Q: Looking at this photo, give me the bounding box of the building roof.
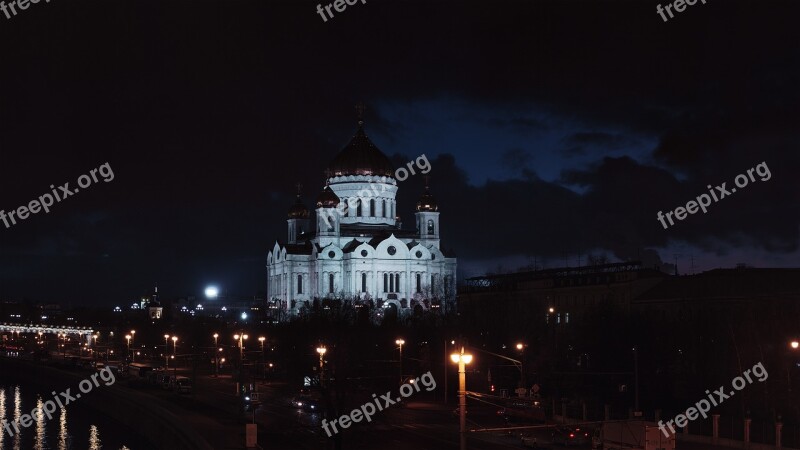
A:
[326,123,394,178]
[635,268,800,303]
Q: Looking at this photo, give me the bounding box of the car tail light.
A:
[570,433,575,438]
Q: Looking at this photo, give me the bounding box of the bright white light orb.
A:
[205,286,219,299]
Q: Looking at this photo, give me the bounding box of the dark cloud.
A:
[0,0,798,304]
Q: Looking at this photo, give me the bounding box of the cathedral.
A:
[266,115,457,320]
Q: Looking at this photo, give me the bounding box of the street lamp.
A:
[789,341,799,391]
[396,339,405,384]
[164,335,170,368]
[125,334,131,361]
[130,330,136,362]
[172,336,178,368]
[234,334,248,360]
[213,333,220,377]
[515,342,525,388]
[316,346,327,387]
[450,348,473,450]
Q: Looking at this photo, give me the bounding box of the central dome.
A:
[327,124,394,177]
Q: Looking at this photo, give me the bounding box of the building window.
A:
[382,199,387,218]
[395,274,400,292]
[370,199,375,217]
[384,273,388,292]
[356,199,362,217]
[431,275,435,293]
[427,219,434,235]
[389,273,394,292]
[329,273,334,294]
[565,312,570,323]
[297,275,303,294]
[362,273,367,293]
[416,273,421,293]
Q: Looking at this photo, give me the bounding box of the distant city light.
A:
[241,312,248,320]
[205,286,219,299]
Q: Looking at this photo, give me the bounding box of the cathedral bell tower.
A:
[415,179,440,248]
[287,184,310,245]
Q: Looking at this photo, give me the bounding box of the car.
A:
[552,426,590,446]
[292,395,311,409]
[302,398,320,413]
[520,434,540,448]
[172,376,192,394]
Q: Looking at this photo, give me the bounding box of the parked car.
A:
[552,426,590,446]
[171,376,192,394]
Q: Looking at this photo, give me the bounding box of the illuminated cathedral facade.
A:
[266,116,457,321]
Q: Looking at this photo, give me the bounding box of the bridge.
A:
[0,323,96,342]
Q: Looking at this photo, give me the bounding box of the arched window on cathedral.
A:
[356,199,362,217]
[416,273,421,293]
[427,219,435,235]
[297,274,303,295]
[395,274,400,293]
[370,199,375,217]
[384,273,388,293]
[361,273,367,293]
[329,273,334,294]
[382,199,387,218]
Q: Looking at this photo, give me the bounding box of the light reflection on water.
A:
[0,385,143,450]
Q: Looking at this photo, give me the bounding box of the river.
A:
[0,383,154,450]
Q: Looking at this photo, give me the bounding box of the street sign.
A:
[532,384,540,393]
[515,387,527,397]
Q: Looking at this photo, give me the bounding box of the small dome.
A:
[416,186,438,212]
[288,195,309,219]
[326,124,394,178]
[316,185,340,208]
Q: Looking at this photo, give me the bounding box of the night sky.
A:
[0,0,798,306]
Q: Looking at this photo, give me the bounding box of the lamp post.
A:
[789,341,799,391]
[516,342,525,388]
[316,346,327,387]
[213,333,219,377]
[130,330,136,362]
[396,339,405,384]
[172,336,178,373]
[234,333,248,361]
[125,334,131,361]
[164,335,170,368]
[450,347,473,450]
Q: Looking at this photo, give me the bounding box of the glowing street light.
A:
[317,346,327,387]
[125,334,131,360]
[396,339,405,384]
[791,341,799,350]
[234,333,248,359]
[130,330,136,362]
[450,348,473,450]
[213,333,220,377]
[205,286,219,299]
[164,335,170,368]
